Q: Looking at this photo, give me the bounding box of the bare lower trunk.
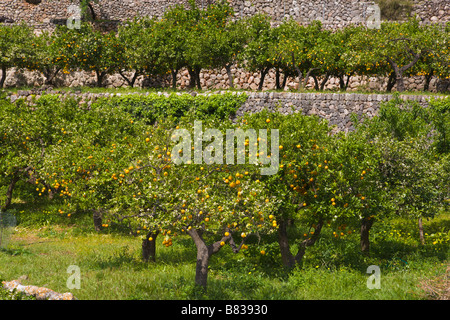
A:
[303,68,320,90]
[258,67,270,91]
[195,67,201,90]
[339,72,353,91]
[187,68,197,89]
[275,68,281,90]
[225,64,234,89]
[423,72,433,92]
[1,172,20,212]
[386,73,396,92]
[187,228,231,290]
[387,52,421,93]
[142,231,159,262]
[93,209,103,232]
[320,74,330,91]
[171,69,178,89]
[282,71,288,89]
[418,217,425,245]
[294,219,324,263]
[277,218,324,268]
[360,217,374,255]
[0,66,6,88]
[195,245,210,289]
[95,70,107,87]
[277,219,295,268]
[119,70,140,88]
[396,75,405,93]
[43,67,61,86]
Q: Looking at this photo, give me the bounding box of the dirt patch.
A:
[419,264,450,300]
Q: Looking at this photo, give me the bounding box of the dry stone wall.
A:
[1,0,449,30]
[1,65,440,92]
[4,89,446,132]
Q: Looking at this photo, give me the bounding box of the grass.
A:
[1,204,448,300]
[2,85,449,97]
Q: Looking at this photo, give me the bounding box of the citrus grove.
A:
[0,0,448,91]
[1,90,449,290]
[0,0,449,295]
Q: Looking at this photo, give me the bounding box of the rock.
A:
[9,94,18,103]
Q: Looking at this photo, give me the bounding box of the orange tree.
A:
[275,20,328,91]
[355,95,450,245]
[0,23,34,88]
[372,18,427,92]
[56,23,118,87]
[200,1,247,89]
[239,14,278,91]
[115,17,160,87]
[39,94,274,289]
[0,94,82,211]
[27,27,74,86]
[418,23,450,90]
[333,120,390,255]
[154,6,189,89]
[240,109,350,267]
[98,115,275,289]
[346,26,392,91]
[35,95,148,228]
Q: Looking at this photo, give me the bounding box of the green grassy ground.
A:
[2,85,449,97]
[1,203,448,300]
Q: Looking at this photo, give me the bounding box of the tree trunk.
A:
[93,209,103,232]
[187,228,211,289]
[281,71,288,89]
[43,67,61,86]
[119,70,139,88]
[187,67,196,89]
[395,73,405,92]
[225,64,234,89]
[418,217,425,245]
[312,75,319,91]
[387,52,421,93]
[423,72,433,92]
[386,73,396,92]
[339,72,353,91]
[291,52,303,91]
[0,66,7,88]
[187,228,231,290]
[1,171,20,212]
[195,67,201,90]
[320,73,330,91]
[142,231,159,262]
[277,219,295,268]
[294,219,324,264]
[275,68,281,90]
[303,68,320,90]
[171,69,178,89]
[258,67,270,91]
[195,244,210,289]
[360,217,374,255]
[95,70,107,87]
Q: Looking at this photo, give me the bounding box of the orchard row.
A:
[0,0,449,91]
[0,92,449,288]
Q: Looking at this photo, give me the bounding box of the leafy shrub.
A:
[376,0,414,21]
[95,92,247,123]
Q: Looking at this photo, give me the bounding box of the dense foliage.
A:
[0,0,448,91]
[1,91,448,289]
